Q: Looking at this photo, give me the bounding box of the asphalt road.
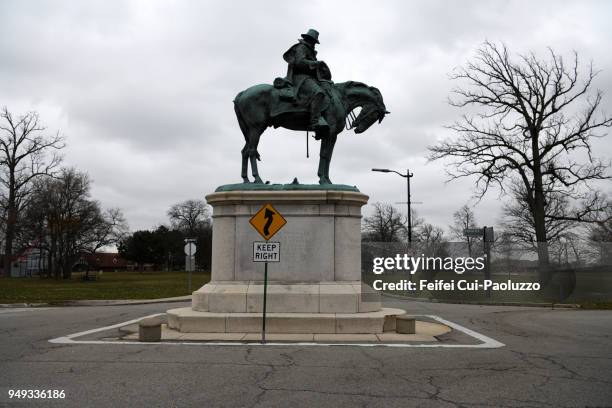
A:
[1,299,611,407]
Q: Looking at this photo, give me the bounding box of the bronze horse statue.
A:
[233,81,388,184]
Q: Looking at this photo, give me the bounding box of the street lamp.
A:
[372,168,414,243]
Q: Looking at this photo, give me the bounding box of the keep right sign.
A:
[253,241,280,263]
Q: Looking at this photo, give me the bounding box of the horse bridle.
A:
[345,109,359,130]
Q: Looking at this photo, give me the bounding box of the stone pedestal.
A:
[208,189,366,283]
[168,188,402,334]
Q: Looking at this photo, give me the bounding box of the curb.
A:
[0,295,192,308]
[0,302,49,309]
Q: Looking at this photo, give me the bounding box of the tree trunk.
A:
[3,220,14,276]
[3,176,16,277]
[532,145,551,283]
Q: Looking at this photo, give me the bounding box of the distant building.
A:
[2,249,131,277]
[74,253,131,272]
[5,246,48,277]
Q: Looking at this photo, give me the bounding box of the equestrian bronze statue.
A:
[234,29,389,184]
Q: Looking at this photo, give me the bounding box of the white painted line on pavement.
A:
[0,307,53,315]
[49,313,505,348]
[426,315,505,348]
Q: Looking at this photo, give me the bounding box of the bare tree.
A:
[500,179,576,248]
[0,107,64,275]
[450,204,479,256]
[415,222,448,258]
[82,208,129,254]
[167,199,211,236]
[586,201,612,264]
[428,42,611,281]
[23,168,119,279]
[362,202,406,242]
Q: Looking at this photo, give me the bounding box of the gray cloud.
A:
[1,0,610,232]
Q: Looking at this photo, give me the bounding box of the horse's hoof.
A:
[242,178,251,184]
[254,177,264,184]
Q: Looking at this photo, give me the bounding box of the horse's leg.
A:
[235,101,251,183]
[248,128,264,184]
[323,133,337,184]
[317,137,329,185]
[241,143,250,183]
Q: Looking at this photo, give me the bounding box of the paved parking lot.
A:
[1,299,611,407]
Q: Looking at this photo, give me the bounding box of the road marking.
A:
[0,307,53,315]
[49,314,505,348]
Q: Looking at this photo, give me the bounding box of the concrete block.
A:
[396,316,416,334]
[383,314,397,332]
[139,317,162,342]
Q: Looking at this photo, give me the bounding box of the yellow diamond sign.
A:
[249,203,287,240]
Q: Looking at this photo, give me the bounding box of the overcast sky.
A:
[1,0,611,234]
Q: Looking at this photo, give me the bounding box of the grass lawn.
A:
[0,271,210,304]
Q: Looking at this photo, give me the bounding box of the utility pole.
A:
[372,168,414,242]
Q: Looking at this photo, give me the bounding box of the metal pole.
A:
[407,168,412,243]
[188,248,192,294]
[483,226,491,299]
[262,262,268,343]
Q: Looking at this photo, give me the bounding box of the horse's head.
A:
[347,84,390,133]
[353,104,390,133]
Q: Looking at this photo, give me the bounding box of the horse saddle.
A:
[269,84,332,123]
[273,77,296,101]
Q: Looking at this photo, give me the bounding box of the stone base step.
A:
[167,307,406,334]
[192,281,381,314]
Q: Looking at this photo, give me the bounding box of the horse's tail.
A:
[233,91,249,142]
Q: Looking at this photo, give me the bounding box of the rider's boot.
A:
[310,93,329,138]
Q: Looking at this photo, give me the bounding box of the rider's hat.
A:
[301,29,320,44]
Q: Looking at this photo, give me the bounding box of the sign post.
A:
[184,239,197,293]
[249,203,286,343]
[483,227,494,299]
[464,227,495,299]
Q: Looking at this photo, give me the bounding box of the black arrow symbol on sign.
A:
[263,208,275,236]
